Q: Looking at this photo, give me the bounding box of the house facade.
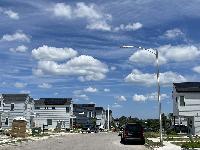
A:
[73,104,95,127]
[95,107,106,129]
[0,94,34,129]
[34,98,73,130]
[173,82,200,135]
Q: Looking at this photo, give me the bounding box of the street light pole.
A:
[121,45,163,145]
[108,105,110,131]
[156,50,163,144]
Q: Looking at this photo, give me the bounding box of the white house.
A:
[34,98,73,130]
[173,82,200,135]
[95,107,106,129]
[0,94,34,129]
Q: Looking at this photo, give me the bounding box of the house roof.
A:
[35,98,72,105]
[174,82,200,92]
[95,107,104,111]
[73,104,95,111]
[2,94,29,102]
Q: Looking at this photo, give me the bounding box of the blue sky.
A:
[1,0,200,119]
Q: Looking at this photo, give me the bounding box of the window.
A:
[66,107,69,113]
[52,107,55,110]
[11,103,14,111]
[180,96,185,106]
[35,107,40,110]
[0,101,1,107]
[5,118,8,125]
[47,119,52,125]
[176,97,178,103]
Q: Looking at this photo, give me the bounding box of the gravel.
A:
[0,132,148,150]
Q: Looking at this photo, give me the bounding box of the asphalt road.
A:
[0,132,148,150]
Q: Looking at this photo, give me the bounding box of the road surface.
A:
[0,132,148,150]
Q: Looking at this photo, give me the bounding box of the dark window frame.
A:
[11,103,14,111]
[180,96,185,106]
[47,119,52,125]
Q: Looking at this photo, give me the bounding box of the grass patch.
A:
[144,132,160,138]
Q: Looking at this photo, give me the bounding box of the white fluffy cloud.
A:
[4,10,19,20]
[193,66,200,74]
[112,102,122,108]
[53,3,72,19]
[116,95,127,102]
[38,83,52,89]
[1,31,30,42]
[84,86,98,93]
[133,92,168,102]
[14,82,27,88]
[129,49,167,65]
[20,90,30,94]
[114,22,143,31]
[33,55,108,81]
[163,28,184,39]
[75,94,89,100]
[129,44,200,65]
[32,45,78,61]
[104,88,110,92]
[50,2,111,31]
[125,69,187,86]
[10,45,28,52]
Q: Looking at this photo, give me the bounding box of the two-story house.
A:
[73,104,95,127]
[0,94,34,129]
[34,98,73,130]
[173,82,200,135]
[95,107,106,129]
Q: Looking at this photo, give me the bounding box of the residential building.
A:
[73,104,95,127]
[105,110,113,129]
[0,94,34,129]
[173,82,200,135]
[34,98,73,130]
[95,107,106,129]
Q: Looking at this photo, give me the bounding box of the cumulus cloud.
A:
[33,54,108,81]
[115,95,127,102]
[32,45,78,61]
[14,82,27,88]
[114,22,143,31]
[10,45,28,52]
[38,83,52,89]
[193,66,200,74]
[125,69,187,86]
[1,31,30,42]
[129,49,167,65]
[84,86,98,93]
[4,10,19,20]
[129,44,200,65]
[20,90,30,94]
[133,92,168,102]
[53,3,72,19]
[112,102,122,108]
[110,66,116,71]
[74,94,89,100]
[104,88,110,92]
[163,28,184,39]
[50,2,112,31]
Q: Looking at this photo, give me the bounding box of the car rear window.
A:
[126,124,142,131]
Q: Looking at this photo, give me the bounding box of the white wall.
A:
[34,105,71,129]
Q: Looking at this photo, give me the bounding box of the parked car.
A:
[81,125,92,133]
[121,123,145,144]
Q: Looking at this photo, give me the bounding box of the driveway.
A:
[0,132,148,150]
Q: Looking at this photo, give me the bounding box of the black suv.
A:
[121,123,145,144]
